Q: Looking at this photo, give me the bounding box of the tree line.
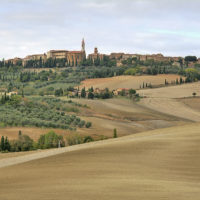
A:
[0,130,95,153]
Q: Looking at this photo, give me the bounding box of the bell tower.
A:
[81,38,85,52]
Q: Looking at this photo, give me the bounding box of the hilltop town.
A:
[3,39,200,68]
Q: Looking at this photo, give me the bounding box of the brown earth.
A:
[0,94,190,142]
[80,74,183,90]
[0,123,200,200]
[179,97,200,112]
[62,97,186,138]
[0,127,72,141]
[138,82,200,122]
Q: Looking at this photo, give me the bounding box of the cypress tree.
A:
[0,136,5,151]
[19,130,22,136]
[4,137,10,151]
[81,87,86,98]
[113,128,117,138]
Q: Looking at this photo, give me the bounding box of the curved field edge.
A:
[0,122,198,169]
[0,122,200,200]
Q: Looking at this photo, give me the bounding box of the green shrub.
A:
[113,128,117,138]
[85,122,92,128]
[66,134,83,146]
[37,131,65,149]
[83,136,94,143]
[10,134,33,152]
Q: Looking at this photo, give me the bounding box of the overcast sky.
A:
[1,0,200,59]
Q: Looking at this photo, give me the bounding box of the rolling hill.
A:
[0,123,200,200]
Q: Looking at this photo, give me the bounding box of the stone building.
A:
[5,57,22,65]
[23,54,47,66]
[46,39,86,66]
[122,54,139,60]
[109,53,124,60]
[22,39,86,66]
[88,47,105,62]
[47,50,67,59]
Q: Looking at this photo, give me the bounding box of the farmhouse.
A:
[113,88,130,96]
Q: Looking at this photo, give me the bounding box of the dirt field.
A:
[179,97,200,112]
[139,81,200,98]
[80,74,183,90]
[0,127,73,141]
[0,123,200,200]
[0,96,189,141]
[138,82,200,122]
[1,82,200,141]
[63,97,186,138]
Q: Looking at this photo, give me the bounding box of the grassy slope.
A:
[0,123,200,200]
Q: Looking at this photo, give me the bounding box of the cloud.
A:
[0,0,200,59]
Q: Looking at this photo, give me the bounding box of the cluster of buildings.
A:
[68,87,131,98]
[5,39,86,67]
[110,52,200,67]
[4,39,200,67]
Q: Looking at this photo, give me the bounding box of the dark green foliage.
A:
[1,131,65,152]
[95,88,113,99]
[19,130,22,136]
[10,134,33,152]
[83,136,94,143]
[185,56,197,62]
[0,94,22,105]
[129,89,136,97]
[0,136,5,151]
[88,91,94,99]
[81,87,86,98]
[4,137,11,151]
[0,136,11,151]
[0,97,91,130]
[85,122,92,128]
[193,92,197,97]
[113,128,117,138]
[78,120,86,128]
[66,134,94,146]
[55,88,63,96]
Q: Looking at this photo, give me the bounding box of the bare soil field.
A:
[0,149,48,160]
[0,127,72,141]
[138,82,200,122]
[0,123,200,200]
[0,96,188,142]
[2,82,199,142]
[63,97,186,137]
[179,97,200,112]
[139,81,200,98]
[80,74,183,90]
